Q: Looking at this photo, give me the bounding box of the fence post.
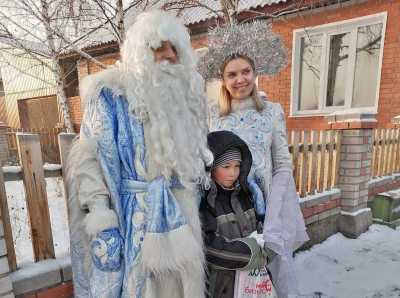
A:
[58,133,77,198]
[0,167,17,273]
[0,168,16,298]
[16,133,55,261]
[327,113,376,238]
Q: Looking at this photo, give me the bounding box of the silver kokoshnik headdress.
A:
[199,20,288,80]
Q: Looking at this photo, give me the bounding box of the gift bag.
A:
[234,266,278,298]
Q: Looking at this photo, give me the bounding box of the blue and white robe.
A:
[67,81,205,298]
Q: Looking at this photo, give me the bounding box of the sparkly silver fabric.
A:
[198,21,288,79]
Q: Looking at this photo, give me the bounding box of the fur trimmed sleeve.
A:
[271,102,293,174]
[74,138,119,236]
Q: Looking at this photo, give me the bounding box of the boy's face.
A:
[212,160,241,189]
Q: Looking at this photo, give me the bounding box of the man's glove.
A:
[91,228,124,272]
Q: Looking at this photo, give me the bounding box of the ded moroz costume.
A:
[66,10,213,298]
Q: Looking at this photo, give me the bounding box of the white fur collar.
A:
[79,67,128,108]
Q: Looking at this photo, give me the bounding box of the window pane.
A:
[298,34,322,111]
[352,23,383,108]
[326,32,350,107]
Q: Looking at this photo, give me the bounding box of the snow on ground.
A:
[4,173,400,297]
[43,163,62,171]
[5,177,70,266]
[3,166,22,173]
[295,224,400,298]
[11,256,71,281]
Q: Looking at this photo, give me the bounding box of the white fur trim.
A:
[84,208,119,236]
[121,10,197,74]
[142,225,203,273]
[180,263,205,298]
[142,225,205,298]
[75,137,97,155]
[80,67,125,108]
[65,136,81,201]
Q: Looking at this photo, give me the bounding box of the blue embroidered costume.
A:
[66,10,209,298]
[68,86,204,297]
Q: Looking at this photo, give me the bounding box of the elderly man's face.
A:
[153,41,178,64]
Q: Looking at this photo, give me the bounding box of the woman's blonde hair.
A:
[219,54,264,116]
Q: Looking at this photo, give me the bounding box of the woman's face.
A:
[212,160,240,189]
[222,58,256,100]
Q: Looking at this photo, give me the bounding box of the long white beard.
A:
[126,62,210,187]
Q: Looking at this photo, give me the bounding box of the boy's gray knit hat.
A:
[212,148,242,168]
[207,130,252,194]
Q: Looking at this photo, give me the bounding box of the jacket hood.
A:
[207,130,252,192]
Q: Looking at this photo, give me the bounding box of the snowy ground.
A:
[295,224,400,298]
[5,176,70,266]
[4,171,400,297]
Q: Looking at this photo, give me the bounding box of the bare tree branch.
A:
[163,0,221,19]
[92,0,122,42]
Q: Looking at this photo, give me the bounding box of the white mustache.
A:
[155,61,185,75]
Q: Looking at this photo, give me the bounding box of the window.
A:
[291,13,387,116]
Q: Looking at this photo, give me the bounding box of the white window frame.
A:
[290,12,387,117]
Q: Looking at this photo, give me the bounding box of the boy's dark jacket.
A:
[201,131,267,298]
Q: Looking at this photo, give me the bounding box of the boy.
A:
[201,130,273,298]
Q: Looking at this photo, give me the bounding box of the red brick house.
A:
[62,0,400,130]
[267,0,399,130]
[4,4,400,297]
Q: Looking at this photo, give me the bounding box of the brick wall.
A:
[71,1,399,130]
[70,52,120,127]
[67,96,82,131]
[15,282,73,298]
[190,34,208,49]
[264,0,400,129]
[300,190,341,248]
[77,52,120,83]
[368,174,400,202]
[191,0,400,130]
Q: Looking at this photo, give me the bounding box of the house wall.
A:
[68,96,82,131]
[0,96,7,125]
[0,47,56,128]
[69,52,120,129]
[192,0,400,129]
[0,75,7,124]
[18,95,59,130]
[77,52,119,82]
[70,1,399,130]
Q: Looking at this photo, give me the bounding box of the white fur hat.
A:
[120,10,197,73]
